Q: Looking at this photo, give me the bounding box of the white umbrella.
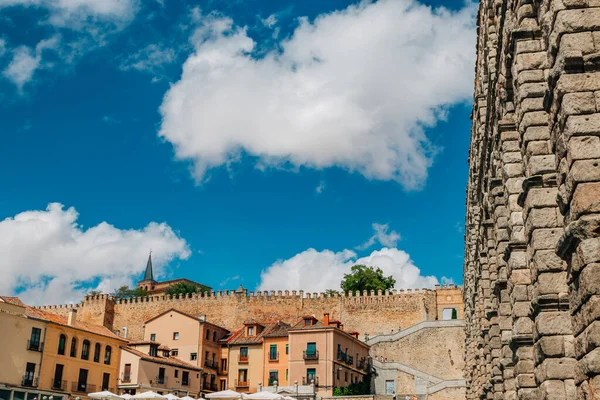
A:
[243,393,283,400]
[282,397,295,400]
[163,395,179,400]
[205,390,242,400]
[132,392,167,399]
[179,397,196,400]
[121,395,133,400]
[89,391,122,400]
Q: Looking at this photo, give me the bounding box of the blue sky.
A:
[0,0,475,304]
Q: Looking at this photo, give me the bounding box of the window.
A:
[174,370,179,378]
[53,364,64,390]
[173,332,179,340]
[344,371,348,382]
[23,363,35,387]
[29,328,42,351]
[150,346,158,357]
[205,350,209,362]
[102,373,110,391]
[306,342,316,356]
[240,347,248,360]
[94,343,101,362]
[58,334,67,355]
[123,364,132,383]
[77,368,88,392]
[213,331,217,341]
[269,344,278,360]
[150,334,156,341]
[221,358,227,372]
[220,380,226,391]
[157,368,165,384]
[191,353,198,361]
[238,369,248,383]
[307,368,316,384]
[205,329,210,340]
[269,370,278,386]
[172,349,179,356]
[385,380,395,394]
[104,346,112,365]
[336,368,340,380]
[247,326,254,336]
[304,318,312,326]
[70,338,78,357]
[182,371,190,386]
[286,369,288,382]
[285,344,289,355]
[81,340,90,360]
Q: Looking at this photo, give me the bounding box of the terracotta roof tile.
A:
[0,296,26,307]
[25,307,126,342]
[228,321,286,345]
[122,346,201,370]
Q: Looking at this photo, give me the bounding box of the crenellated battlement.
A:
[35,285,463,341]
[34,303,81,310]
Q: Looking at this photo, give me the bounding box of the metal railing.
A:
[346,355,354,365]
[239,354,249,363]
[72,382,96,393]
[235,379,249,388]
[268,352,279,361]
[21,376,38,387]
[303,350,319,360]
[302,376,319,386]
[204,359,219,369]
[154,376,167,385]
[182,380,190,387]
[52,379,67,390]
[121,374,131,383]
[27,340,43,352]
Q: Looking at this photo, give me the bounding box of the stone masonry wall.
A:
[36,286,463,341]
[463,0,600,397]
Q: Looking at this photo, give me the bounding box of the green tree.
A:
[86,289,103,296]
[112,286,148,299]
[340,265,396,293]
[324,289,340,296]
[165,281,209,297]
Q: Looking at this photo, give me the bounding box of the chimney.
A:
[324,313,330,326]
[68,309,77,326]
[122,327,128,339]
[340,323,344,331]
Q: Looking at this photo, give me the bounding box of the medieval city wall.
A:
[35,286,461,341]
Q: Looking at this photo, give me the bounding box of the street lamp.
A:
[294,380,298,399]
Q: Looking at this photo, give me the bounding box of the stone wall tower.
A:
[463,0,600,398]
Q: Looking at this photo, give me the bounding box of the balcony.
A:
[182,380,190,387]
[238,354,249,363]
[21,376,38,388]
[154,376,167,386]
[235,379,249,388]
[358,359,367,371]
[121,374,131,383]
[204,359,219,369]
[303,350,319,360]
[207,383,218,392]
[72,382,96,393]
[302,376,319,386]
[337,351,347,362]
[27,340,43,352]
[268,352,279,362]
[52,379,67,391]
[346,355,354,366]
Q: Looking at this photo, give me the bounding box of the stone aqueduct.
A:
[463,0,600,397]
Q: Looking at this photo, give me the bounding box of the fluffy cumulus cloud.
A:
[2,36,60,90]
[258,247,441,293]
[159,0,475,189]
[0,203,191,305]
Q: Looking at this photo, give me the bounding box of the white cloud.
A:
[120,43,177,74]
[258,247,441,292]
[261,14,277,28]
[357,223,401,250]
[159,0,475,189]
[3,35,60,90]
[0,203,191,305]
[0,39,6,57]
[315,180,326,194]
[0,0,139,29]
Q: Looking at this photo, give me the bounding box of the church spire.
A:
[143,251,154,281]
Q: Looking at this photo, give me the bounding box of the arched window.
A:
[94,343,101,362]
[205,329,210,340]
[104,345,112,365]
[70,337,77,357]
[81,340,90,360]
[58,334,67,355]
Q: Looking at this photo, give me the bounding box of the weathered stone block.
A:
[571,182,600,219]
[536,271,569,295]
